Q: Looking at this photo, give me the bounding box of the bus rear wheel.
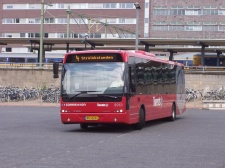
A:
[80,123,88,129]
[133,108,145,130]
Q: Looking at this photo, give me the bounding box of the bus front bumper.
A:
[61,112,133,125]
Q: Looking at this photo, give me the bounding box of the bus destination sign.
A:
[66,53,123,63]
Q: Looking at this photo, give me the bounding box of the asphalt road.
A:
[0,106,225,168]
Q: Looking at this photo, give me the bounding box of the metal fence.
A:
[184,66,225,73]
[1,63,225,72]
[0,63,62,70]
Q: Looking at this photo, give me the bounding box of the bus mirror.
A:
[53,62,59,78]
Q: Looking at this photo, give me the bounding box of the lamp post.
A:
[84,34,89,49]
[134,2,141,51]
[66,6,72,38]
[39,0,44,65]
[39,0,52,65]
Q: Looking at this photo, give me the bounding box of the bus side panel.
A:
[128,93,176,122]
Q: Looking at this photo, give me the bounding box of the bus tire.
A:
[80,123,88,129]
[133,108,145,130]
[168,104,176,121]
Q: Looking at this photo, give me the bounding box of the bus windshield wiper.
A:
[97,94,118,99]
[67,91,101,99]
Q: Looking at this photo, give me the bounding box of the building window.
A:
[74,3,87,9]
[103,3,116,8]
[29,4,40,9]
[28,19,35,23]
[187,6,201,9]
[58,18,67,23]
[185,10,201,15]
[219,25,225,31]
[153,21,168,25]
[4,18,13,23]
[202,9,218,15]
[144,18,149,24]
[119,3,133,8]
[169,25,185,31]
[35,19,40,23]
[44,33,48,38]
[88,3,103,8]
[6,48,12,52]
[57,33,67,38]
[20,33,26,37]
[170,9,185,15]
[145,3,149,8]
[106,18,116,24]
[203,26,218,31]
[90,33,101,38]
[58,4,65,9]
[152,26,169,31]
[187,22,201,25]
[5,5,13,9]
[119,18,125,23]
[153,9,169,15]
[185,26,202,31]
[44,18,55,23]
[203,22,217,25]
[204,6,217,9]
[218,10,225,15]
[6,34,12,38]
[15,18,19,23]
[35,33,40,38]
[28,33,35,38]
[171,6,183,9]
[170,21,184,25]
[154,6,168,9]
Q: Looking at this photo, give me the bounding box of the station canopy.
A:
[1,37,225,54]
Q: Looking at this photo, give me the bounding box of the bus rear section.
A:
[53,50,186,130]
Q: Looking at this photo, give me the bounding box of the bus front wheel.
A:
[133,108,145,130]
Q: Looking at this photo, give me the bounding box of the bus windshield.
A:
[61,62,125,97]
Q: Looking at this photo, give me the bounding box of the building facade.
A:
[0,0,225,54]
[150,0,225,39]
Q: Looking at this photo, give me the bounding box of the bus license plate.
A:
[85,116,99,121]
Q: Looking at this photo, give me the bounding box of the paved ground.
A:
[0,100,203,109]
[1,107,225,168]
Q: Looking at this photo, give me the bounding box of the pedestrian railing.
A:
[0,62,62,70]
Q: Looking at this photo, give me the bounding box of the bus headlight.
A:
[114,109,123,113]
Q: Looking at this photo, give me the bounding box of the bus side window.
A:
[129,66,136,92]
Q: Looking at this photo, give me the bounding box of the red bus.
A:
[53,50,186,130]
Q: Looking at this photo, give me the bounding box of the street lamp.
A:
[66,6,72,38]
[134,2,141,51]
[39,0,52,65]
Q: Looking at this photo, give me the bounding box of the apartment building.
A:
[151,0,225,39]
[0,0,225,54]
[0,0,147,53]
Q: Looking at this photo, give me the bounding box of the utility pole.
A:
[134,2,141,51]
[66,6,71,38]
[39,0,44,65]
[39,0,52,65]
